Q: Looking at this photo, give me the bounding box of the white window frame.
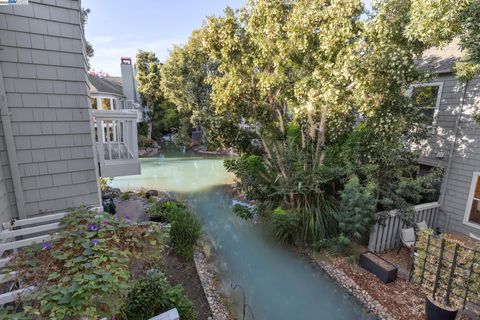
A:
[463,172,480,229]
[407,82,444,127]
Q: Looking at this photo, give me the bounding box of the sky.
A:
[83,0,372,76]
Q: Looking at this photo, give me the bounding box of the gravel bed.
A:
[305,249,396,320]
[193,241,233,320]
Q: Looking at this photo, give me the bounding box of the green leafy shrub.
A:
[120,192,130,201]
[5,209,166,319]
[160,201,186,221]
[299,200,338,244]
[232,203,256,220]
[168,205,201,258]
[147,200,187,221]
[271,208,300,244]
[99,177,113,191]
[147,202,166,220]
[146,200,201,256]
[224,155,273,202]
[336,176,376,248]
[123,270,196,320]
[313,235,351,254]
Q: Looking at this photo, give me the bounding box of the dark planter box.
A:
[359,252,398,284]
[425,297,458,320]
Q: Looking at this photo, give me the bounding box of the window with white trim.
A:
[409,82,443,125]
[465,173,480,226]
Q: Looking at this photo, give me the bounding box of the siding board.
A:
[0,0,101,217]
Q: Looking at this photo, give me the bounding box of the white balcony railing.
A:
[92,110,141,177]
[121,100,144,123]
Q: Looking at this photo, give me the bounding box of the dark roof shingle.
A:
[88,74,124,96]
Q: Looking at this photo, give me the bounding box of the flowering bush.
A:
[4,208,166,319]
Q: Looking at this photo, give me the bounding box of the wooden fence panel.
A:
[368,202,440,253]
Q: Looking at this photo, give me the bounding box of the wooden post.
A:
[445,243,459,306]
[433,238,446,300]
[463,250,478,309]
[419,233,431,285]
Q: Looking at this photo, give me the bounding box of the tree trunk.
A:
[147,122,153,140]
[317,104,327,165]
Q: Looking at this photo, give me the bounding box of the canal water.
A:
[112,149,375,320]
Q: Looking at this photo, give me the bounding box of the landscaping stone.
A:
[194,239,233,320]
[146,189,159,198]
[114,199,148,222]
[102,186,121,199]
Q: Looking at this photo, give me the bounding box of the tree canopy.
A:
[159,0,478,245]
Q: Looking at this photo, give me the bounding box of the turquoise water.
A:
[112,149,374,320]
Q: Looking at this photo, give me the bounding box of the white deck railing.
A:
[92,110,140,177]
[368,202,441,253]
[0,212,67,305]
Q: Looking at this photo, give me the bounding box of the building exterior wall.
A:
[0,0,101,219]
[417,74,461,168]
[0,121,14,223]
[438,75,480,237]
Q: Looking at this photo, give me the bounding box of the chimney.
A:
[120,57,137,103]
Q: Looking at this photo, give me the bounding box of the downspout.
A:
[0,63,27,219]
[439,80,469,231]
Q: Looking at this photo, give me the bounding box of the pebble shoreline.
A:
[193,246,232,320]
[192,240,397,320]
[305,249,396,320]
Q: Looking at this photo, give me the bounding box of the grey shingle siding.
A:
[0,0,101,218]
[417,75,461,168]
[423,73,480,237]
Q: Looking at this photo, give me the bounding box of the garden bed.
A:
[162,251,212,320]
[306,248,471,320]
[108,188,220,319]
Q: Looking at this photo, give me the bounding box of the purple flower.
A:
[88,224,100,231]
[91,239,99,246]
[102,220,110,225]
[125,215,130,220]
[42,242,52,250]
[114,215,119,221]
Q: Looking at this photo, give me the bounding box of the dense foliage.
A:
[406,0,480,81]
[158,0,478,248]
[161,30,255,151]
[122,270,196,320]
[3,209,166,319]
[136,51,183,142]
[271,208,300,244]
[337,176,376,246]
